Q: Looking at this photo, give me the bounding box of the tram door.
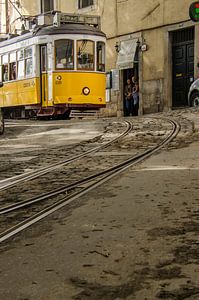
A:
[40,45,48,107]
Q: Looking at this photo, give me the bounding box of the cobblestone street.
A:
[1,1,199,298]
[0,109,198,299]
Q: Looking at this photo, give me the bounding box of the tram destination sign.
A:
[53,12,100,28]
[189,1,199,22]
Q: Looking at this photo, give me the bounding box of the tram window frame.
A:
[25,47,33,77]
[55,39,74,70]
[2,55,9,82]
[97,41,105,72]
[2,54,8,64]
[17,50,24,60]
[41,46,47,72]
[17,49,25,79]
[9,52,17,81]
[25,58,33,77]
[77,40,94,71]
[2,64,9,82]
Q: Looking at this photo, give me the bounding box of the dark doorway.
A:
[172,27,194,107]
[123,64,138,116]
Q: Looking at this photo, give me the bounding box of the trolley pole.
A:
[6,0,9,33]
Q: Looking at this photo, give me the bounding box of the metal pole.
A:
[5,0,9,33]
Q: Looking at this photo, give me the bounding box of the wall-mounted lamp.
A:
[141,43,147,51]
[115,42,120,53]
[136,39,148,52]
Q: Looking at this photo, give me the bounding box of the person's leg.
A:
[133,94,138,116]
[131,100,135,116]
[125,99,130,116]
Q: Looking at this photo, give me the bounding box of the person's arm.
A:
[124,85,128,96]
[133,82,139,93]
[135,82,139,92]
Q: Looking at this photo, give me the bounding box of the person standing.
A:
[132,76,139,116]
[124,78,133,116]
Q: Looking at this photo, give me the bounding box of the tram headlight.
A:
[82,87,90,95]
[56,75,62,81]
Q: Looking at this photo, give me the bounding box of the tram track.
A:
[0,117,180,243]
[0,120,132,192]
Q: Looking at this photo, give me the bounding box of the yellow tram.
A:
[0,13,106,121]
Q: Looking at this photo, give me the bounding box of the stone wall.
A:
[142,79,164,114]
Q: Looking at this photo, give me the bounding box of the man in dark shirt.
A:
[124,78,133,116]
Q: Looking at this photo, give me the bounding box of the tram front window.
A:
[77,40,94,70]
[55,40,74,70]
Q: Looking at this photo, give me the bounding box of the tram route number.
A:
[23,81,35,88]
[55,81,62,85]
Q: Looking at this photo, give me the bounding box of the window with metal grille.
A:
[172,27,194,45]
[78,0,94,9]
[41,0,54,13]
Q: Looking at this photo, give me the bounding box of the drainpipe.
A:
[115,0,118,36]
[115,0,122,117]
[138,32,144,116]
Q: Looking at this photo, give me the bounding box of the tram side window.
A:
[25,59,33,76]
[9,52,17,81]
[9,62,17,80]
[2,64,8,82]
[77,40,94,70]
[2,55,9,82]
[97,42,105,72]
[25,48,33,77]
[17,50,25,79]
[55,40,74,70]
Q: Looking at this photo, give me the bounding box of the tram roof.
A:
[36,23,106,37]
[0,23,106,48]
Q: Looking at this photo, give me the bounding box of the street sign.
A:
[189,1,199,22]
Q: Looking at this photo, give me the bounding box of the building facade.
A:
[0,0,198,117]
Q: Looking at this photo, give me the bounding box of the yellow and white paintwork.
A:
[53,72,106,105]
[0,78,40,107]
[0,72,106,108]
[0,32,106,111]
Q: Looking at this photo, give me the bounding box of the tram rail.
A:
[0,117,180,243]
[0,121,132,192]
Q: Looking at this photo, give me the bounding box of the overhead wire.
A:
[7,0,25,20]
